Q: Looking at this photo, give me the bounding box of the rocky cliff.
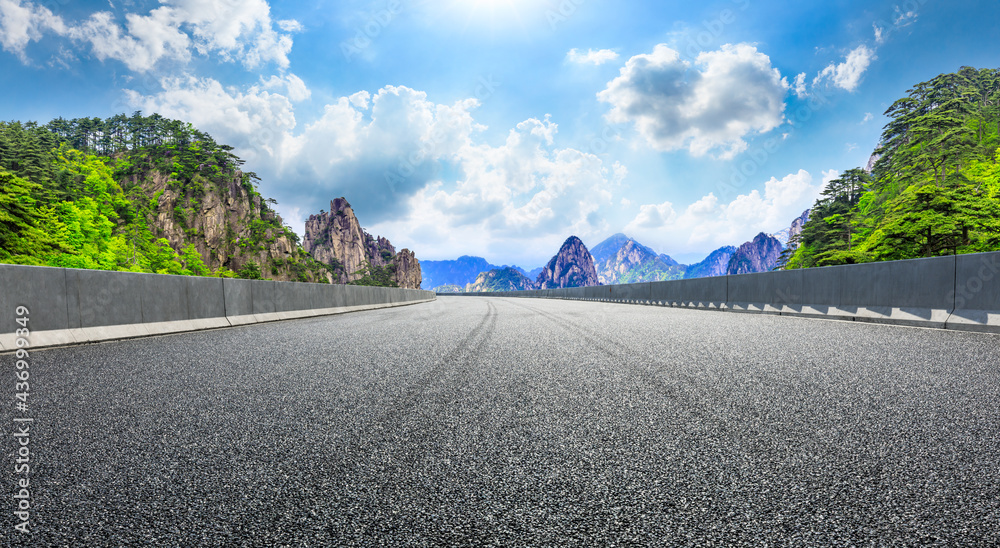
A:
[392,249,422,290]
[466,267,536,292]
[123,158,328,283]
[536,236,600,289]
[727,233,784,275]
[772,209,811,248]
[303,198,422,289]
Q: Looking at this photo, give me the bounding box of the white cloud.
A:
[167,0,293,69]
[0,0,295,71]
[627,201,677,230]
[792,72,808,98]
[597,43,788,159]
[73,8,191,72]
[625,169,823,253]
[261,73,311,102]
[862,112,873,123]
[566,48,619,65]
[0,0,68,60]
[873,23,885,44]
[813,45,875,92]
[348,90,371,110]
[277,19,303,33]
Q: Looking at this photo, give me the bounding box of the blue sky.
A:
[1,0,997,267]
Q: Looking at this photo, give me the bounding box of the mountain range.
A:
[465,236,601,292]
[435,211,807,292]
[422,256,530,291]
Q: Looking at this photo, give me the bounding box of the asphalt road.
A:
[4,297,1000,546]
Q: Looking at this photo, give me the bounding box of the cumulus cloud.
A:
[260,73,310,102]
[566,48,619,65]
[74,8,190,72]
[597,43,788,159]
[629,201,677,229]
[813,45,875,92]
[625,169,824,253]
[0,0,298,71]
[0,0,68,59]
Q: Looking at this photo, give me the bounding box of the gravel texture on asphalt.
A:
[3,297,1000,546]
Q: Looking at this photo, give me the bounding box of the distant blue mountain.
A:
[589,233,631,264]
[683,246,737,279]
[422,255,535,290]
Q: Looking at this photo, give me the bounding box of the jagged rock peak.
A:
[303,197,422,289]
[727,233,783,275]
[536,236,600,289]
[772,209,811,248]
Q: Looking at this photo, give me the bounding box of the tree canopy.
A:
[787,66,1000,268]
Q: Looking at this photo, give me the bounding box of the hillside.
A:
[787,66,1000,268]
[465,267,536,292]
[0,114,330,282]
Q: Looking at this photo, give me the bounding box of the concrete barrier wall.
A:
[438,251,1000,334]
[0,265,435,351]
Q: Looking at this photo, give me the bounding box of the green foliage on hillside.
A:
[468,267,535,292]
[616,261,687,283]
[348,262,399,287]
[788,67,1000,268]
[0,114,328,281]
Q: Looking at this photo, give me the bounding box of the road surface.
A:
[5,297,999,545]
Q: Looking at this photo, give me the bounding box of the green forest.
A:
[0,113,330,281]
[786,66,1000,268]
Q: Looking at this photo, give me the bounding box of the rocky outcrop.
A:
[126,163,326,283]
[536,236,600,289]
[788,210,810,243]
[303,197,422,289]
[591,233,685,284]
[466,267,536,292]
[392,248,422,290]
[727,233,784,275]
[684,246,737,279]
[772,209,810,248]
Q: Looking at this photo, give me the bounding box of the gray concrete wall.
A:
[438,251,1000,333]
[0,265,435,351]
